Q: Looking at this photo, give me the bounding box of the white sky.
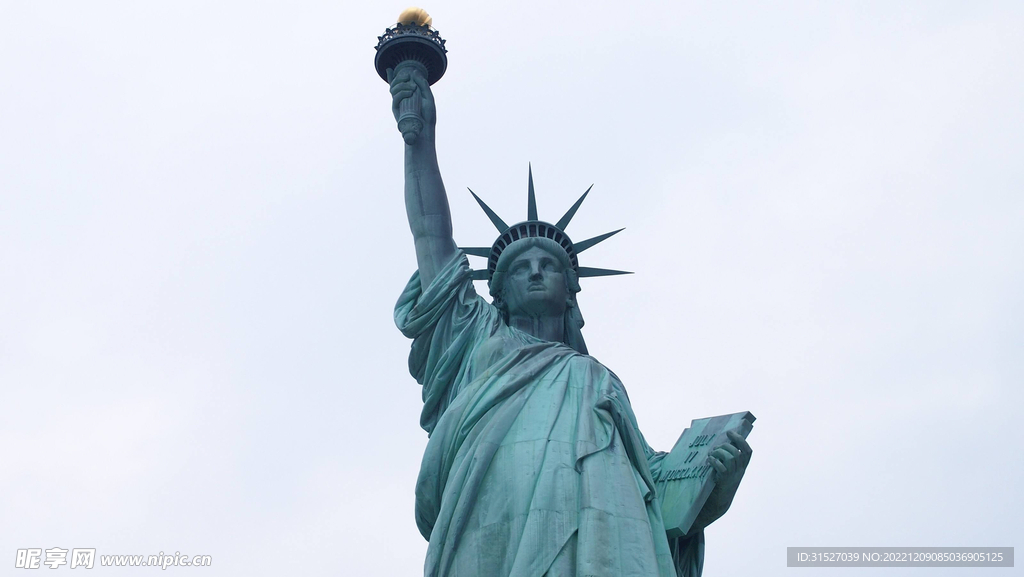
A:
[1,1,1021,575]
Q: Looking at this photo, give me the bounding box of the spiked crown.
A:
[460,165,631,285]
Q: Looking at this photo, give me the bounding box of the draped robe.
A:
[396,253,703,577]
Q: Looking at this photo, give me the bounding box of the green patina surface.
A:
[396,253,703,577]
[384,44,750,577]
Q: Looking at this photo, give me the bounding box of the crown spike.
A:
[460,247,492,258]
[527,164,538,221]
[577,267,633,278]
[574,228,625,253]
[470,269,490,281]
[555,184,593,230]
[468,188,509,232]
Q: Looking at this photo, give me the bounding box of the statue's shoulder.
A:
[567,353,629,389]
[568,350,606,369]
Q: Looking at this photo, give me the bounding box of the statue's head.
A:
[466,166,631,354]
[488,237,587,353]
[489,238,580,318]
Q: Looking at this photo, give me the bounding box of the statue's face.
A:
[502,246,570,318]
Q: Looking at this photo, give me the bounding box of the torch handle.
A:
[394,60,429,145]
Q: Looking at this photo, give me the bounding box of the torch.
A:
[374,8,448,145]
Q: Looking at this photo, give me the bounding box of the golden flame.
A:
[397,7,432,27]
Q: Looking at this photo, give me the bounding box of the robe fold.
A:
[396,252,703,577]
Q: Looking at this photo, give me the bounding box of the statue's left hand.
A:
[698,431,752,525]
[709,430,752,492]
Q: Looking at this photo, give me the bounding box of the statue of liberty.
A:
[382,12,752,577]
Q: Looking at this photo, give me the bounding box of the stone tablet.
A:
[656,411,756,539]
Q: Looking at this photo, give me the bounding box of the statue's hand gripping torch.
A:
[375,8,447,145]
[387,62,431,145]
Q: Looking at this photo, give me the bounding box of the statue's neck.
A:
[509,314,564,344]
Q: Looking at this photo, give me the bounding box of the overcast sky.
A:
[2,1,1021,575]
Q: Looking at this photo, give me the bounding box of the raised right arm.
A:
[389,66,458,290]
